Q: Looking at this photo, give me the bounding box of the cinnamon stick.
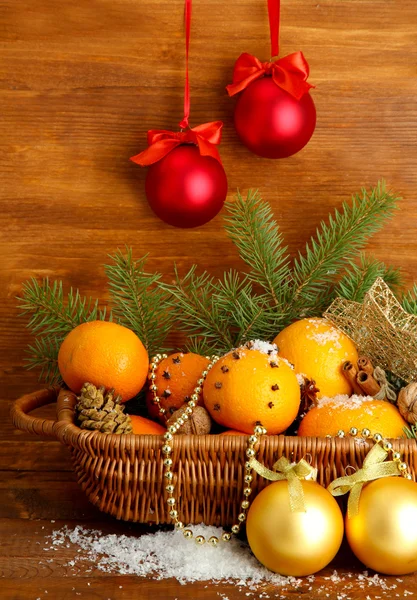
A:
[357,356,374,376]
[356,370,381,396]
[342,361,364,395]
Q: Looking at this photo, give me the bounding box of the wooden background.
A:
[1,0,417,598]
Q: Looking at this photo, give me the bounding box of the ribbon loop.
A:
[226,51,314,100]
[130,121,224,167]
[327,444,401,518]
[249,456,317,512]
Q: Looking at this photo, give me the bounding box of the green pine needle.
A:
[289,182,400,312]
[404,424,417,440]
[105,248,172,356]
[224,190,291,311]
[402,284,417,315]
[160,265,236,355]
[336,253,403,303]
[18,278,108,337]
[25,336,63,385]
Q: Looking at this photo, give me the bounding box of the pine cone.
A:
[76,382,133,434]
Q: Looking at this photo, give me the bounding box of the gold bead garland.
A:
[149,356,413,546]
[148,353,169,421]
[148,354,267,545]
[336,427,412,480]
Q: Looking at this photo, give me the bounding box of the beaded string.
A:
[336,427,412,479]
[147,354,267,545]
[148,356,411,545]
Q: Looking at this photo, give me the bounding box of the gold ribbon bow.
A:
[327,443,400,518]
[249,456,318,512]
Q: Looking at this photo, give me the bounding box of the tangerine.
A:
[274,318,358,398]
[298,396,407,438]
[58,321,148,402]
[129,414,166,435]
[146,352,210,422]
[203,342,300,435]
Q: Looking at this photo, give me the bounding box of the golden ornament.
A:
[345,477,417,575]
[324,277,417,383]
[246,480,344,576]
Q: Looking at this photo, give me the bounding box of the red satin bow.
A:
[226,51,314,100]
[130,121,224,167]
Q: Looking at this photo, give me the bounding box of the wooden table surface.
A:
[2,0,417,598]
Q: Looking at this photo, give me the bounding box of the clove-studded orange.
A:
[146,352,210,422]
[203,342,301,434]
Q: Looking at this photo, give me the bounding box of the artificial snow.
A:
[45,524,409,598]
[246,340,278,357]
[48,524,296,588]
[296,373,307,385]
[314,394,376,410]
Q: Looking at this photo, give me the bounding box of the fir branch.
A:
[336,253,403,303]
[404,425,417,440]
[401,284,417,315]
[212,270,271,344]
[18,278,107,337]
[105,249,172,356]
[289,182,399,311]
[224,190,291,309]
[186,336,216,356]
[25,336,62,385]
[161,265,235,354]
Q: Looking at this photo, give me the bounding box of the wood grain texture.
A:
[1,0,417,597]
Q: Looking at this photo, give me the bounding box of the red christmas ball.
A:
[234,76,316,159]
[145,145,228,228]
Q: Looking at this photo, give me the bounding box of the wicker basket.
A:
[11,386,417,526]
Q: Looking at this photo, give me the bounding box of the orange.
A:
[146,352,210,422]
[129,414,166,435]
[298,396,407,438]
[274,318,358,398]
[58,321,148,402]
[203,343,301,435]
[219,430,247,436]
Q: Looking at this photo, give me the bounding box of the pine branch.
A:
[18,278,107,337]
[212,270,272,344]
[17,278,108,384]
[336,253,403,303]
[25,336,63,385]
[161,265,236,354]
[186,336,216,356]
[404,425,417,440]
[289,182,399,312]
[402,284,417,315]
[224,190,291,309]
[105,249,172,356]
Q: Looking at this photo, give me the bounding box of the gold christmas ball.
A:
[246,480,344,576]
[346,477,417,575]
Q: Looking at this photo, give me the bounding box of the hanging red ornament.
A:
[226,0,316,159]
[131,0,228,228]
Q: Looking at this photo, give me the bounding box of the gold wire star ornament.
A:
[324,278,417,383]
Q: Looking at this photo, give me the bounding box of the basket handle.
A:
[10,386,78,439]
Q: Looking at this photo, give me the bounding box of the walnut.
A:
[166,405,212,435]
[398,382,417,424]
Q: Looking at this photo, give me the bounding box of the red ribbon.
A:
[131,0,224,167]
[130,122,224,166]
[226,51,314,100]
[179,0,192,129]
[268,0,280,58]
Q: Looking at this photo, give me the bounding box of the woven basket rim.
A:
[11,385,417,454]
